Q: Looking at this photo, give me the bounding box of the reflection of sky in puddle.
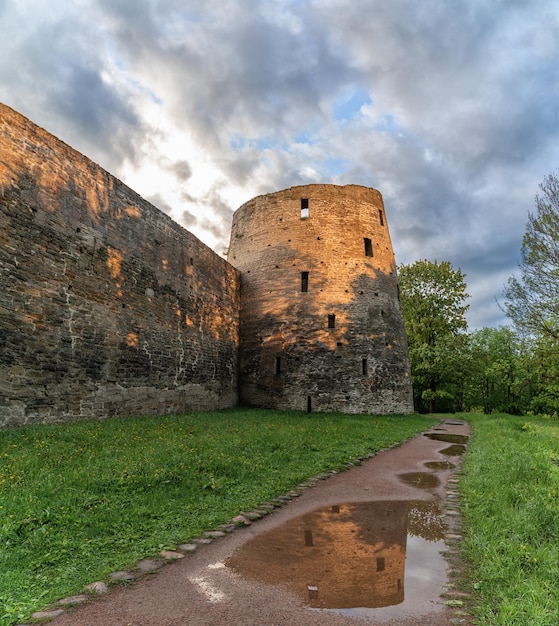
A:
[226,500,448,620]
[424,432,469,444]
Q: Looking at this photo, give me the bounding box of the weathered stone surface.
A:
[445,533,463,540]
[220,524,236,533]
[31,609,65,619]
[136,559,164,573]
[57,594,89,606]
[110,570,136,581]
[177,543,198,552]
[240,511,262,520]
[0,102,239,426]
[203,530,227,539]
[0,103,413,425]
[227,184,413,414]
[231,515,251,526]
[160,550,185,560]
[84,581,109,595]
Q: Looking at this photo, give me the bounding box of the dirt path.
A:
[49,419,472,626]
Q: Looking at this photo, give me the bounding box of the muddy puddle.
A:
[424,461,455,470]
[439,444,466,456]
[424,433,469,444]
[422,430,468,457]
[397,471,440,489]
[226,499,448,620]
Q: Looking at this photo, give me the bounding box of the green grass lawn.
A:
[0,408,435,625]
[459,413,559,626]
[8,409,558,625]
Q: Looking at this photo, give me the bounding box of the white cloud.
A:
[0,0,557,328]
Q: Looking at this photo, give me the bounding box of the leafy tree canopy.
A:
[399,259,469,345]
[398,259,470,412]
[466,326,528,414]
[503,172,559,337]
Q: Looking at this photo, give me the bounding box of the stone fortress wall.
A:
[0,103,240,426]
[0,102,413,426]
[228,185,413,414]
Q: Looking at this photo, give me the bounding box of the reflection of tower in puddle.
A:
[227,501,442,609]
[310,501,407,608]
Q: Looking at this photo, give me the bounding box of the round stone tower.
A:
[227,184,413,414]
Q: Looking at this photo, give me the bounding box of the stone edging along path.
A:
[25,419,475,626]
[28,471,373,622]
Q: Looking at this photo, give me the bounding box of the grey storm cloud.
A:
[0,1,147,173]
[181,210,197,228]
[146,193,174,216]
[0,0,557,329]
[171,160,193,182]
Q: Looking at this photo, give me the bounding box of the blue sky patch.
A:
[332,90,372,121]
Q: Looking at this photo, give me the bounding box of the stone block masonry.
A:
[227,184,414,414]
[0,103,240,426]
[0,102,413,426]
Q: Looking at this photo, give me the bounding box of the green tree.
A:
[503,172,559,337]
[398,259,470,413]
[465,326,529,414]
[523,332,559,416]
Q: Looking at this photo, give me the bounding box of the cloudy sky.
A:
[1,0,558,329]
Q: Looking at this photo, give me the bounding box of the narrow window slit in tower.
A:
[362,358,368,376]
[301,271,309,292]
[307,396,312,413]
[328,314,336,329]
[379,209,384,226]
[376,557,385,572]
[275,356,281,375]
[364,237,373,257]
[301,198,309,219]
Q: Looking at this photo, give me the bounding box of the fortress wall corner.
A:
[0,102,414,426]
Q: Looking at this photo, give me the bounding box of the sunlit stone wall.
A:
[0,103,240,426]
[0,102,413,426]
[228,184,413,414]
